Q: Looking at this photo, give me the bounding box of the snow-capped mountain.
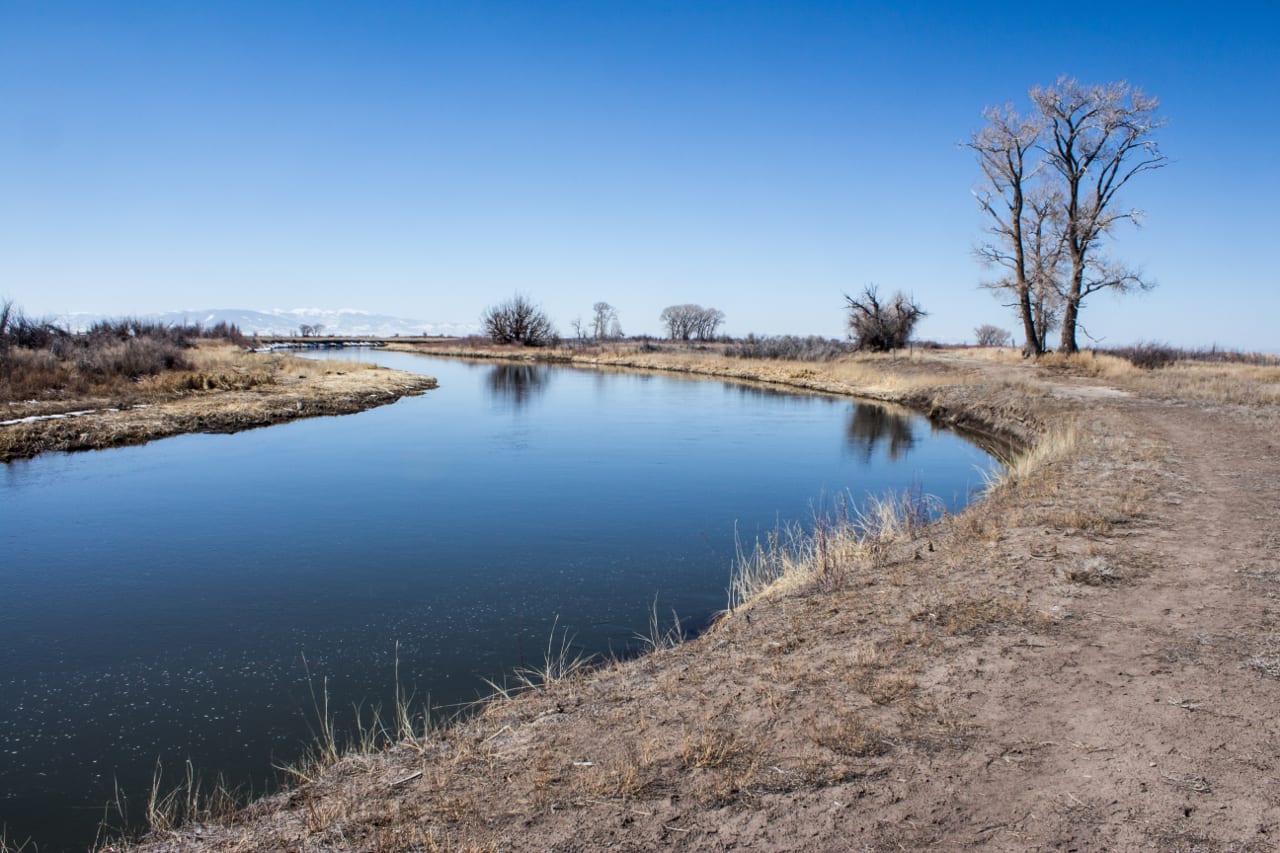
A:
[55,309,478,338]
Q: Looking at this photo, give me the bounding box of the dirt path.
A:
[904,400,1280,850]
[115,357,1280,853]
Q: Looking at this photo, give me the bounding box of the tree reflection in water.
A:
[846,403,917,461]
[487,364,551,409]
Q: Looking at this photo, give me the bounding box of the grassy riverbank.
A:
[0,341,436,461]
[79,344,1280,851]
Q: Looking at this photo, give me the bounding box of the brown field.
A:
[23,340,1279,851]
[0,342,436,461]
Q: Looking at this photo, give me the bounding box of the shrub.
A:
[726,335,853,361]
[844,286,926,352]
[481,294,558,347]
[0,301,248,398]
[1101,342,1278,370]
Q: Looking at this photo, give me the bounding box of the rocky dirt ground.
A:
[106,348,1279,852]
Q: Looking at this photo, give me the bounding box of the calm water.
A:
[0,353,994,850]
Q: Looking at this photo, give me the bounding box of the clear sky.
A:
[2,1,1276,348]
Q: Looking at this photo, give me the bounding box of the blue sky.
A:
[2,1,1276,348]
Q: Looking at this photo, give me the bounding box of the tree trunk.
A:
[1060,257,1085,354]
[1019,288,1040,357]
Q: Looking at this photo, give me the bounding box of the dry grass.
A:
[978,345,1280,406]
[0,829,33,853]
[728,490,939,609]
[1,344,431,461]
[2,342,371,419]
[1121,361,1280,406]
[141,761,240,837]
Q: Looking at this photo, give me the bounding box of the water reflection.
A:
[486,364,551,409]
[721,381,799,400]
[846,403,917,461]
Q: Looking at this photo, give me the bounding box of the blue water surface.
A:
[0,352,994,850]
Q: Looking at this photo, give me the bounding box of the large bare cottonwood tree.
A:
[971,77,1166,354]
[1034,78,1166,353]
[969,104,1047,356]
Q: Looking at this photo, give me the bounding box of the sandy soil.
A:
[0,359,436,462]
[110,349,1280,852]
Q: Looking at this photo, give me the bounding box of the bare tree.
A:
[659,304,723,341]
[845,286,926,352]
[482,294,557,346]
[590,302,619,340]
[974,324,1011,347]
[1031,77,1166,353]
[660,305,695,340]
[969,104,1046,356]
[1022,186,1066,352]
[0,298,13,352]
[298,324,314,337]
[693,307,724,341]
[972,78,1165,355]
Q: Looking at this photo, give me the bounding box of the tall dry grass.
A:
[728,489,942,610]
[0,308,255,401]
[3,340,374,418]
[976,345,1280,407]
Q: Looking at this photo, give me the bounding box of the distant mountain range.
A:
[54,308,478,338]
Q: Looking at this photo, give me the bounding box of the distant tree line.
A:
[659,304,724,341]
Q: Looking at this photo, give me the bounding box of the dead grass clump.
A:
[917,593,1032,636]
[1243,638,1280,678]
[1061,557,1122,585]
[1056,506,1116,534]
[996,421,1081,493]
[1243,653,1280,678]
[681,731,747,769]
[0,829,33,853]
[512,619,594,692]
[853,669,918,705]
[579,759,647,799]
[901,699,974,751]
[1033,350,1138,380]
[142,760,241,836]
[728,490,937,609]
[811,712,892,757]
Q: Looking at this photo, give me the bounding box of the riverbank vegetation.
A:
[0,304,437,461]
[0,302,250,404]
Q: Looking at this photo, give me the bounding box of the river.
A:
[0,352,994,850]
